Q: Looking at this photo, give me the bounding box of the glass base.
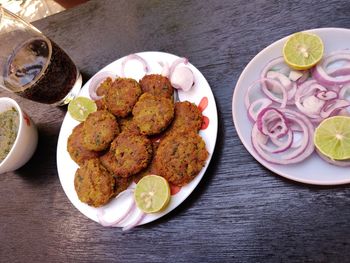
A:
[53,72,82,106]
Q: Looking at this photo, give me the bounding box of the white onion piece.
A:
[316,149,350,167]
[121,54,150,77]
[89,71,116,100]
[296,71,309,85]
[122,208,146,231]
[247,98,273,121]
[169,57,188,76]
[159,61,170,77]
[289,70,303,81]
[170,66,194,91]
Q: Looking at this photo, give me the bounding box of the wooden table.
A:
[1,0,350,262]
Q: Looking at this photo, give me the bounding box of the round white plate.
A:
[233,28,350,185]
[57,51,218,227]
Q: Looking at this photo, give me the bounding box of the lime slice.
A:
[283,32,324,70]
[68,97,97,121]
[314,116,350,160]
[134,175,170,213]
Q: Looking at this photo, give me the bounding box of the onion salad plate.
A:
[57,51,218,228]
[232,28,350,186]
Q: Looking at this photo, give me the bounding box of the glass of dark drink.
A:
[0,7,82,105]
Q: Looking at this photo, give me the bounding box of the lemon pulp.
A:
[314,116,350,160]
[68,97,97,122]
[134,175,170,213]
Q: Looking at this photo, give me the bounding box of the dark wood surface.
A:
[1,0,350,262]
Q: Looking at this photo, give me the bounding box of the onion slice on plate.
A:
[121,54,150,77]
[89,71,116,100]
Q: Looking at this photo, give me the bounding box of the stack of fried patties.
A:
[68,74,208,207]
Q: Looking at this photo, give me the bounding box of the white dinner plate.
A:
[57,51,218,227]
[232,28,350,185]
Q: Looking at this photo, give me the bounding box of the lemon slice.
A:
[283,32,324,70]
[68,97,97,122]
[134,175,170,213]
[314,116,350,160]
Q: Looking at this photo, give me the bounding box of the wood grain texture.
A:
[1,0,350,262]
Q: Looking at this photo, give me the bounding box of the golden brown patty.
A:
[171,101,202,132]
[74,158,115,207]
[113,176,132,197]
[140,74,174,99]
[110,131,153,177]
[82,110,119,151]
[95,77,113,110]
[132,93,174,135]
[154,130,208,186]
[105,77,142,117]
[133,140,160,183]
[118,115,140,135]
[67,123,102,166]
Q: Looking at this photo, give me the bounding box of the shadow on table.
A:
[14,121,63,186]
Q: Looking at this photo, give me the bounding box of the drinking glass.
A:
[0,7,82,105]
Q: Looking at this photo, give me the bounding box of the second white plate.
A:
[233,28,350,185]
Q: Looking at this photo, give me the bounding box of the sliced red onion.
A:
[122,209,146,231]
[121,54,150,77]
[316,149,350,167]
[327,63,350,77]
[260,78,288,108]
[96,189,135,227]
[339,84,350,99]
[320,99,350,119]
[260,57,289,79]
[247,98,273,121]
[251,108,314,164]
[169,57,188,76]
[170,66,194,91]
[294,80,327,118]
[256,107,289,139]
[296,70,310,85]
[266,71,292,90]
[89,71,116,100]
[312,51,350,87]
[315,90,338,100]
[159,61,170,77]
[259,129,293,154]
[288,70,303,82]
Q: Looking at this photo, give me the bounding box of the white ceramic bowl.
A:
[0,97,38,174]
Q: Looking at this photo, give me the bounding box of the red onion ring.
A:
[313,51,350,87]
[247,98,273,121]
[89,71,116,100]
[251,108,314,164]
[320,99,350,119]
[256,107,289,139]
[121,54,150,77]
[122,209,146,231]
[258,129,293,154]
